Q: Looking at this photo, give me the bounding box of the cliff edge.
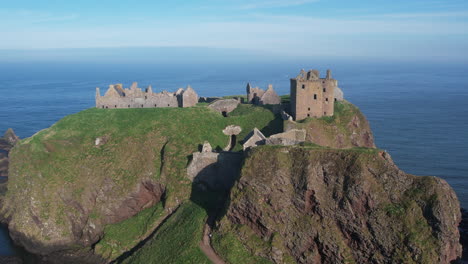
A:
[286,101,375,149]
[0,101,462,263]
[213,146,462,263]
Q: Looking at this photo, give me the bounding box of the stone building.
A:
[246,83,281,105]
[290,69,338,120]
[208,99,240,116]
[242,128,266,150]
[96,82,198,109]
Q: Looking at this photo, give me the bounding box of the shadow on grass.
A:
[189,152,244,228]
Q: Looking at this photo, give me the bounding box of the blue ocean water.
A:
[0,60,467,256]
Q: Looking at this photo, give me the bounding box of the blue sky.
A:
[1,0,468,61]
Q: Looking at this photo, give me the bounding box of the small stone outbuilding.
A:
[187,141,243,190]
[266,129,306,146]
[208,99,240,116]
[242,128,266,150]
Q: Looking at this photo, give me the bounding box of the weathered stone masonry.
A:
[246,83,281,105]
[290,69,343,120]
[96,82,198,109]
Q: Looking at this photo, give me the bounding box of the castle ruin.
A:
[95,82,198,109]
[95,69,344,122]
[290,69,341,120]
[246,83,281,105]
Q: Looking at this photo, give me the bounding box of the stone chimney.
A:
[246,83,252,94]
[96,87,100,98]
[326,69,332,79]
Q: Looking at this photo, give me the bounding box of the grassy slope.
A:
[3,104,281,260]
[121,201,210,264]
[94,203,165,259]
[287,100,374,148]
[212,224,274,264]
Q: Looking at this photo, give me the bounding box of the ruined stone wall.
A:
[269,129,306,141]
[334,87,344,101]
[259,85,281,105]
[95,83,198,109]
[181,86,199,107]
[247,83,281,105]
[96,91,178,109]
[187,142,243,190]
[247,87,266,104]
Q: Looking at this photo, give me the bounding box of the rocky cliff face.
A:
[0,128,19,177]
[2,133,167,263]
[460,209,468,261]
[286,101,375,149]
[215,146,462,264]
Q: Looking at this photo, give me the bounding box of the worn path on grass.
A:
[199,222,226,264]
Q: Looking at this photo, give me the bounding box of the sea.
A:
[0,59,467,256]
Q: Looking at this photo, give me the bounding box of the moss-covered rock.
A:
[214,145,461,263]
[286,101,375,149]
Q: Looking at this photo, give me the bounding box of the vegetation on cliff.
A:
[121,201,210,264]
[286,100,375,149]
[0,104,281,261]
[0,100,462,263]
[213,145,461,263]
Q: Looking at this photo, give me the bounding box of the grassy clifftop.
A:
[287,101,376,149]
[3,99,457,263]
[1,104,282,261]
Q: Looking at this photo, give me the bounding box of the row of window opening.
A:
[101,104,171,109]
[307,112,327,117]
[301,85,327,93]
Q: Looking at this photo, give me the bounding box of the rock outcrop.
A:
[0,126,172,263]
[215,146,462,264]
[0,128,19,177]
[3,128,20,147]
[460,208,468,261]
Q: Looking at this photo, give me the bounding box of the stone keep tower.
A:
[290,69,337,120]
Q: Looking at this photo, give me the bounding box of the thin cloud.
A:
[33,14,79,23]
[362,11,468,19]
[0,9,79,24]
[238,0,319,10]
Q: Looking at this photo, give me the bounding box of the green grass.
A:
[212,230,272,264]
[4,103,282,260]
[280,95,290,104]
[95,203,165,260]
[121,201,210,264]
[289,100,374,149]
[222,95,247,100]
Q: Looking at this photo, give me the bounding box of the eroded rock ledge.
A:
[215,146,462,263]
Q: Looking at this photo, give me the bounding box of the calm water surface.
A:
[0,60,467,256]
